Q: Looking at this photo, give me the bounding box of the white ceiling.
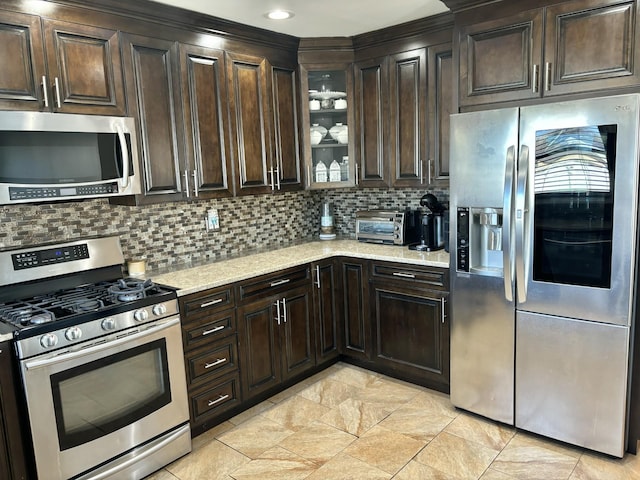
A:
[148,0,450,37]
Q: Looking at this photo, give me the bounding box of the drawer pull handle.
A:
[204,358,227,369]
[201,298,224,308]
[392,272,416,279]
[207,394,230,407]
[202,325,225,336]
[270,278,290,287]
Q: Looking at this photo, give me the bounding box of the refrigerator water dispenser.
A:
[456,207,503,277]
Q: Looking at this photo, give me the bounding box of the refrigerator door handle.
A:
[515,144,530,303]
[502,145,516,302]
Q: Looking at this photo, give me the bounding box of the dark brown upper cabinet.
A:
[0,11,125,115]
[227,52,302,196]
[354,56,389,188]
[119,33,185,204]
[180,44,234,199]
[428,43,453,184]
[458,0,640,107]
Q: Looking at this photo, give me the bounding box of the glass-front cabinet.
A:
[300,66,355,188]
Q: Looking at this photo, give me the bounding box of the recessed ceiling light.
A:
[265,10,294,20]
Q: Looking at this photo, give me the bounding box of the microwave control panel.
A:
[9,183,119,201]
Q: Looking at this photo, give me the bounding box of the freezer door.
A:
[450,108,518,425]
[515,311,629,457]
[518,94,640,326]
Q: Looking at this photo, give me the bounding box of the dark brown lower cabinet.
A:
[0,342,30,480]
[311,260,341,365]
[238,284,315,400]
[372,282,449,392]
[340,258,371,361]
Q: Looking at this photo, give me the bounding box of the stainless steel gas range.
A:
[0,236,191,480]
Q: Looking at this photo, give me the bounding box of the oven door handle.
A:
[23,317,180,371]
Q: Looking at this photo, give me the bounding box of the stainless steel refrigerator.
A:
[449,94,640,457]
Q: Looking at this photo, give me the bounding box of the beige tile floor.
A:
[146,362,640,480]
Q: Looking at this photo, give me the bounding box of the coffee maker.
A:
[409,193,447,252]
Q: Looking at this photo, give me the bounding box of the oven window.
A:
[51,338,171,451]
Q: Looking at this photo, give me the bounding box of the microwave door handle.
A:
[502,145,516,302]
[115,124,130,189]
[515,144,530,303]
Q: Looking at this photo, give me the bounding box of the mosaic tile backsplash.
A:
[0,186,447,272]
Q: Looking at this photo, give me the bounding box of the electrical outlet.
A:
[206,209,220,231]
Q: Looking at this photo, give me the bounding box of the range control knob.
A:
[101,318,116,331]
[152,304,167,316]
[65,326,82,341]
[40,333,59,349]
[134,308,149,322]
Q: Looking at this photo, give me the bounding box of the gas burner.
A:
[108,278,154,302]
[5,307,55,326]
[74,299,104,312]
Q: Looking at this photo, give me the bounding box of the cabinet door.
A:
[227,52,273,195]
[0,11,46,111]
[458,9,544,107]
[43,20,125,115]
[544,0,640,96]
[427,42,453,184]
[237,297,280,399]
[312,261,340,364]
[272,65,302,191]
[0,342,30,480]
[180,43,233,199]
[121,33,185,203]
[341,259,371,360]
[354,56,388,187]
[389,49,427,187]
[280,285,315,380]
[372,283,450,392]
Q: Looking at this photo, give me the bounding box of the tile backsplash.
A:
[0,186,447,272]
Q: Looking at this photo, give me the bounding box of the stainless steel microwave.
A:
[0,112,141,204]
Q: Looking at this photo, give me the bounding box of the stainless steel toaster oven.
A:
[355,209,420,245]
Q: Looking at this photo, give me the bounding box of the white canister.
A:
[309,99,320,110]
[334,98,347,110]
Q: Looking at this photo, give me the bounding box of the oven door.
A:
[20,316,189,480]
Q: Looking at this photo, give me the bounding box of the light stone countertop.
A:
[152,239,450,297]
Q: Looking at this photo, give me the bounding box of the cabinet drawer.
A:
[237,265,310,303]
[371,261,448,290]
[186,336,239,385]
[190,372,241,423]
[181,286,235,319]
[182,309,236,351]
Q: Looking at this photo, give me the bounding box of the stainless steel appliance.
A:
[0,236,190,479]
[0,112,141,204]
[450,94,640,457]
[355,209,420,245]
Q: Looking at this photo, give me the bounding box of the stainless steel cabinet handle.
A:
[282,297,287,323]
[54,76,62,108]
[41,75,49,108]
[392,272,416,279]
[204,358,227,369]
[274,300,281,326]
[183,170,190,198]
[419,160,424,185]
[502,145,516,302]
[193,168,199,197]
[355,163,359,186]
[270,278,290,287]
[314,265,321,288]
[207,394,229,407]
[275,167,281,190]
[440,297,446,324]
[544,62,551,91]
[269,167,275,191]
[532,64,539,93]
[307,165,311,187]
[201,298,223,308]
[201,325,225,336]
[428,159,433,185]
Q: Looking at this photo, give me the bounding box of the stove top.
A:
[0,278,175,331]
